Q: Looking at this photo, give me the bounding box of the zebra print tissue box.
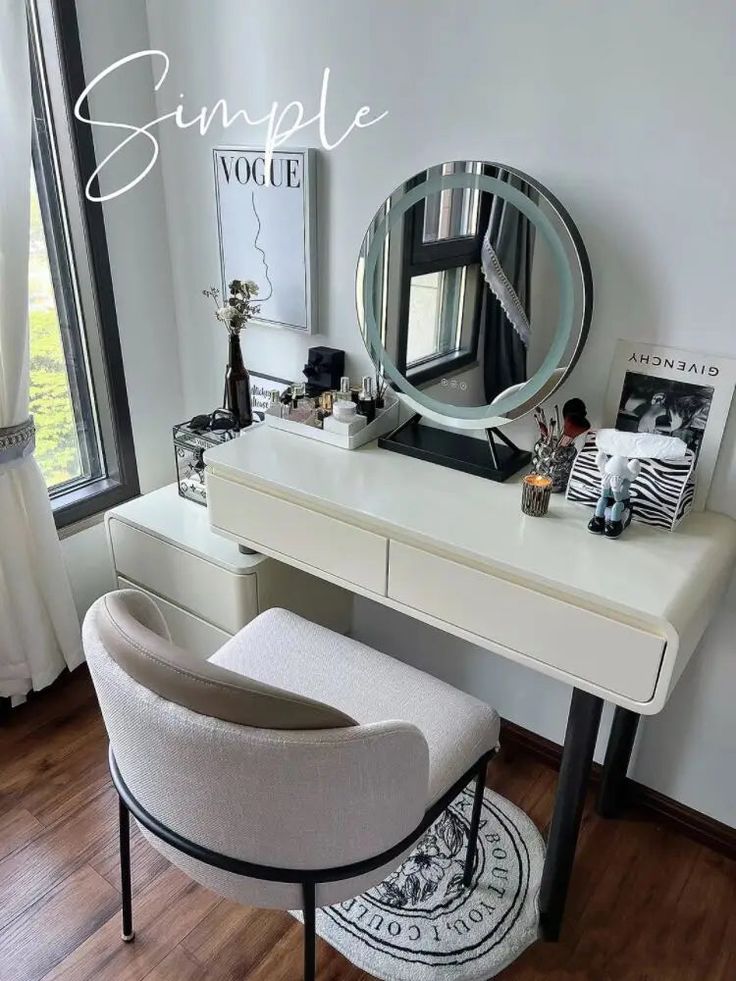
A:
[566,431,696,531]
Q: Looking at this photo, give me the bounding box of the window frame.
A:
[397,188,489,387]
[28,0,139,528]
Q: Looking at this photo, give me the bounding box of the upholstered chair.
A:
[83,589,500,980]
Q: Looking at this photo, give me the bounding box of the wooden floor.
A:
[1,670,734,981]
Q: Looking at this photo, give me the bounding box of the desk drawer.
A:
[388,542,665,702]
[108,518,257,633]
[206,475,388,595]
[117,578,231,659]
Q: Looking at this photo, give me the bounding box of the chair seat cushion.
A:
[210,608,500,804]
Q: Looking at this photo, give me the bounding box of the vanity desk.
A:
[205,425,736,938]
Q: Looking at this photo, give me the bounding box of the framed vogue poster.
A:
[214,147,317,333]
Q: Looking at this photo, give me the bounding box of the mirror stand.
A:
[378,414,531,482]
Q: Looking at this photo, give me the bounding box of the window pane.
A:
[407,267,467,366]
[422,162,482,243]
[28,170,83,489]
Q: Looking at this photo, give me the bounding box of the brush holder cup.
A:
[532,439,578,493]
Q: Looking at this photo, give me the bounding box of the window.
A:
[29,168,85,488]
[421,164,482,244]
[400,164,487,385]
[407,268,468,366]
[28,1,138,527]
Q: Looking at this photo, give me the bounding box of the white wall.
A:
[74,0,183,492]
[61,0,184,609]
[71,0,736,825]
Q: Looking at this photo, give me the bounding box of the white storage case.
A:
[264,393,399,449]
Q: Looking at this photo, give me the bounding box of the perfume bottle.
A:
[269,389,287,419]
[333,376,356,421]
[357,376,376,423]
[291,383,306,410]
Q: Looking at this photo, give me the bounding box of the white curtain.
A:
[0,0,82,698]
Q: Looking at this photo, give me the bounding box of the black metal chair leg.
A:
[303,881,316,981]
[463,757,489,887]
[597,706,640,818]
[0,696,11,725]
[119,797,135,942]
[539,688,603,942]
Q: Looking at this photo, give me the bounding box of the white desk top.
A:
[205,426,736,630]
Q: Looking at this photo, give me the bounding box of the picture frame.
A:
[213,146,317,333]
[604,341,736,509]
[249,371,292,421]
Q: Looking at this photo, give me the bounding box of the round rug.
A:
[311,788,544,980]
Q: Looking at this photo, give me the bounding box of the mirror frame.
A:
[356,162,593,430]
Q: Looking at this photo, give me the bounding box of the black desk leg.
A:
[539,688,603,941]
[596,706,640,818]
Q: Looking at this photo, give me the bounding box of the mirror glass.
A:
[356,162,592,428]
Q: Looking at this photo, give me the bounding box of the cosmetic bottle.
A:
[333,397,358,422]
[332,376,356,421]
[357,376,376,423]
[291,382,305,410]
[269,389,284,419]
[291,408,318,425]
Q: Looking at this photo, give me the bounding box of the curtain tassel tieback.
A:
[0,417,36,471]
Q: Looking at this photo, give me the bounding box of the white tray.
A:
[264,395,399,449]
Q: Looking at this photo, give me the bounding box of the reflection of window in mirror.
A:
[399,164,487,388]
[422,162,482,243]
[408,269,465,364]
[406,266,481,378]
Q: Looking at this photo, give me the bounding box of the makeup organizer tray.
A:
[263,392,400,450]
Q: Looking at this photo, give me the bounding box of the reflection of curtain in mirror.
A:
[482,172,536,404]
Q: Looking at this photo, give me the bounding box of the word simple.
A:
[74,51,388,203]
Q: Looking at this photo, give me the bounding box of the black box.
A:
[302,346,345,393]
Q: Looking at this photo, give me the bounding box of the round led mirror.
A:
[356,161,592,437]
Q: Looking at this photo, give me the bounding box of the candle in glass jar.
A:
[521,473,553,516]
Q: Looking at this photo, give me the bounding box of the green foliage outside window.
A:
[28,173,82,490]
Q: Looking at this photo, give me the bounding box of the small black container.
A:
[302,346,345,393]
